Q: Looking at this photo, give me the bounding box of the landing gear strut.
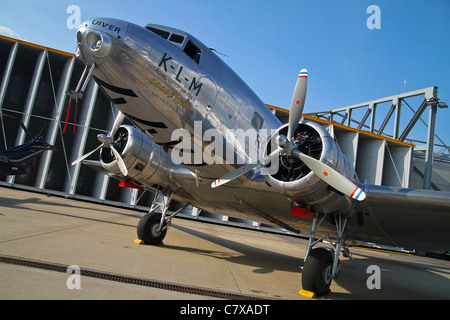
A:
[137,186,189,245]
[301,212,356,296]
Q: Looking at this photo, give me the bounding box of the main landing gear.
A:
[137,187,190,245]
[301,212,356,296]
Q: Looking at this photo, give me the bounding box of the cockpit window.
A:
[146,26,185,45]
[169,33,184,44]
[184,39,201,64]
[146,26,201,64]
[146,26,169,39]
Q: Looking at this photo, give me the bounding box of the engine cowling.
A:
[264,120,359,216]
[100,125,173,187]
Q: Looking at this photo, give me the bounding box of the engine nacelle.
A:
[264,120,359,216]
[100,125,173,187]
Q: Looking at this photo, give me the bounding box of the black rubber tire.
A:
[302,247,333,296]
[137,212,167,245]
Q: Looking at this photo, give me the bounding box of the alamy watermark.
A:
[66,5,81,30]
[366,265,381,290]
[66,265,81,289]
[170,122,280,174]
[366,5,381,30]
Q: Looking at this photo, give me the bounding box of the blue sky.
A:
[1,0,450,146]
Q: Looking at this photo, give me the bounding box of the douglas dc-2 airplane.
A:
[71,18,450,296]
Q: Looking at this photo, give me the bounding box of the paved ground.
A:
[0,186,449,300]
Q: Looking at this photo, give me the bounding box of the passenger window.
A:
[146,26,170,39]
[169,33,184,44]
[251,112,263,129]
[184,40,201,64]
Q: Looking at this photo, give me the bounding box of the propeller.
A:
[71,111,128,176]
[211,69,366,201]
[98,133,128,176]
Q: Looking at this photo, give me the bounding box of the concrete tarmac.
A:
[0,186,449,300]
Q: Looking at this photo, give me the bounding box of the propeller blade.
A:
[110,145,128,176]
[71,144,103,165]
[211,148,281,188]
[292,149,366,201]
[211,163,258,188]
[287,69,308,139]
[108,111,125,137]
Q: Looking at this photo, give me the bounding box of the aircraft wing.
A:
[80,159,126,182]
[355,184,450,252]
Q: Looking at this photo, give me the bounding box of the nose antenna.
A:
[209,48,229,58]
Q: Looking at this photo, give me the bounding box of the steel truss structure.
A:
[305,87,449,190]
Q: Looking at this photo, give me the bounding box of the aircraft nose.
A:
[76,18,128,59]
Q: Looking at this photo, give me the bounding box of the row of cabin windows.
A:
[146,26,201,64]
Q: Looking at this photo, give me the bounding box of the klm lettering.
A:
[158,53,203,96]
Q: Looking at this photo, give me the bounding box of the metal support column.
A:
[9,49,47,185]
[0,42,19,149]
[393,98,402,140]
[14,50,47,146]
[423,102,437,189]
[37,56,76,189]
[369,103,377,133]
[69,80,99,195]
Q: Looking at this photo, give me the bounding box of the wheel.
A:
[137,212,167,245]
[302,247,333,296]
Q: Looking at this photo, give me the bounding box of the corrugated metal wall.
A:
[0,37,121,199]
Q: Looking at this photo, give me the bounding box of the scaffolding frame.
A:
[305,87,449,189]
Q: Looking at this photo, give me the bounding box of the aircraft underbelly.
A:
[171,177,339,236]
